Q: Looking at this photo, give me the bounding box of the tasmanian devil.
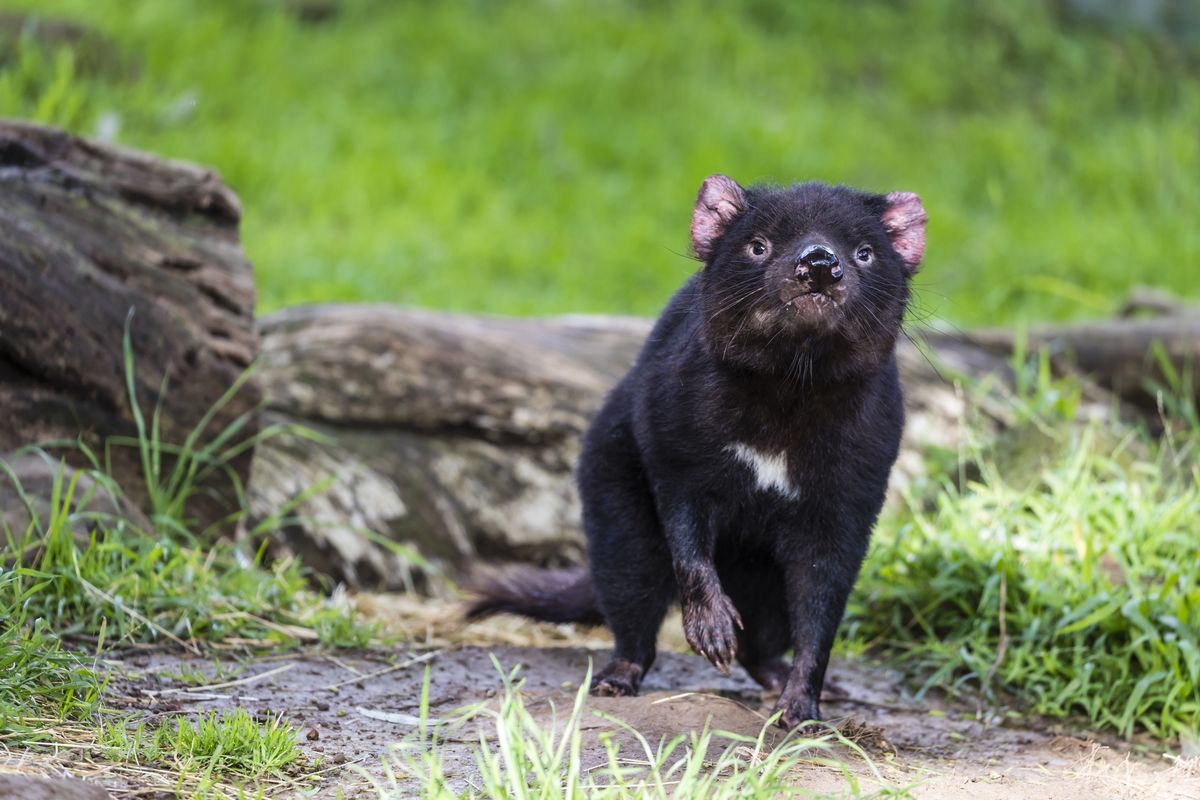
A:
[467,175,926,728]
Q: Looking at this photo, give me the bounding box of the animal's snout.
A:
[795,245,843,290]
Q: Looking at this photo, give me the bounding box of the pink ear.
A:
[881,192,927,274]
[690,175,746,260]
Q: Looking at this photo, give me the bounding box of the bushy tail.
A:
[464,565,604,626]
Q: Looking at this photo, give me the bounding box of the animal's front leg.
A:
[661,504,742,674]
[677,563,743,673]
[773,540,866,728]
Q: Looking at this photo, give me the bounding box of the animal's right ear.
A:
[690,175,746,261]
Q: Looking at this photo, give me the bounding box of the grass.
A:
[843,361,1200,740]
[98,709,302,780]
[0,328,372,797]
[1,0,1197,325]
[117,308,261,539]
[1,468,372,649]
[0,316,373,762]
[90,708,304,799]
[0,380,373,651]
[0,601,101,742]
[381,663,913,800]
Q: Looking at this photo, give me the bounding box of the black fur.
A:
[465,566,603,626]
[467,178,924,728]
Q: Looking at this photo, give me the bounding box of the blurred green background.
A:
[2,0,1197,326]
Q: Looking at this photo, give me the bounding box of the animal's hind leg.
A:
[585,480,674,696]
[579,421,674,697]
[720,558,791,693]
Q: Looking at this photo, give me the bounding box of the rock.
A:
[0,774,112,800]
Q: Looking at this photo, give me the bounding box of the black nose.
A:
[795,245,843,289]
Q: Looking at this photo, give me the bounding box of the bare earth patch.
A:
[4,595,1197,799]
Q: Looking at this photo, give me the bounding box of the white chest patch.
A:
[726,443,800,500]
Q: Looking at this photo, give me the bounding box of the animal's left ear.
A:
[880,192,927,274]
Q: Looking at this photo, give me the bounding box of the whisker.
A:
[707,283,766,322]
[722,309,756,361]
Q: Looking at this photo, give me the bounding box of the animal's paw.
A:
[742,658,790,694]
[590,659,644,697]
[681,589,743,674]
[770,695,822,733]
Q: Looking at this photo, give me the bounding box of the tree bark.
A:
[0,121,259,534]
[249,307,633,589]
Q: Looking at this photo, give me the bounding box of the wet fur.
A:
[467,178,924,728]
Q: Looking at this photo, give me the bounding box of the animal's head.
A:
[690,175,926,376]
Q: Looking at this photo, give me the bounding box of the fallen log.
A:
[250,297,1200,591]
[249,306,1023,590]
[0,121,260,534]
[248,308,638,589]
[940,315,1200,416]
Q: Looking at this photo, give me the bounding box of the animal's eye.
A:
[856,245,873,263]
[747,239,770,259]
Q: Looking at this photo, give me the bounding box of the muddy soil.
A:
[89,640,1194,799]
[7,599,1198,799]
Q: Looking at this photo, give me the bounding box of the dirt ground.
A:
[6,596,1199,799]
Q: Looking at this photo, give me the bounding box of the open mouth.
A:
[784,291,838,313]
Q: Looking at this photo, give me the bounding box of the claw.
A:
[681,585,742,674]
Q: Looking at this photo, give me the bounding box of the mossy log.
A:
[0,121,259,534]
